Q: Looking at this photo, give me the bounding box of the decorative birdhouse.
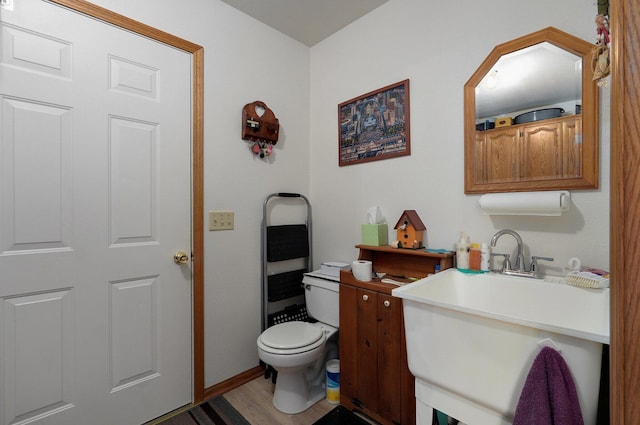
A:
[393,210,426,249]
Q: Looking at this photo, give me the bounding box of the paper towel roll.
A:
[479,191,570,216]
[352,260,373,282]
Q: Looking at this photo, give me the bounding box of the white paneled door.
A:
[0,1,193,424]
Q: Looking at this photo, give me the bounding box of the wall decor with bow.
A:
[242,101,280,159]
[592,14,610,86]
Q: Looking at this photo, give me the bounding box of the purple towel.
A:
[512,346,584,425]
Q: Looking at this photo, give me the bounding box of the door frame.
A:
[610,0,640,422]
[47,0,205,403]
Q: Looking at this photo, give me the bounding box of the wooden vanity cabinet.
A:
[476,115,582,183]
[339,245,455,425]
[339,274,411,425]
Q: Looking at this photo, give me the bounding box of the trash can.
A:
[326,359,340,404]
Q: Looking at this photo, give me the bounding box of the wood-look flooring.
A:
[223,376,336,424]
[151,376,382,425]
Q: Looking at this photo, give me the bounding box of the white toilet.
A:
[257,272,339,414]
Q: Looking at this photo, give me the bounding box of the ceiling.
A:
[220,1,581,120]
[219,0,389,46]
[476,42,582,119]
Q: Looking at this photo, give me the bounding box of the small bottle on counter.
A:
[456,232,470,270]
[480,243,491,272]
[469,243,481,270]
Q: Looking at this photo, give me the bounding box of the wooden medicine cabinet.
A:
[464,27,599,193]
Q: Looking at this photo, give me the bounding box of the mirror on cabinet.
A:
[464,27,599,194]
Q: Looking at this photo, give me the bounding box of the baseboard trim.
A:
[203,365,264,400]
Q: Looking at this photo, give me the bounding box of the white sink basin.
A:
[392,269,609,425]
[394,268,609,344]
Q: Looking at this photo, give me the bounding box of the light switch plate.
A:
[209,211,234,231]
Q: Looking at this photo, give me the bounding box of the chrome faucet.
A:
[490,229,525,272]
[489,229,554,279]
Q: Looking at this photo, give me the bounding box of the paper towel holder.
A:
[479,190,571,216]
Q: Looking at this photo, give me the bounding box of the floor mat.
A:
[158,396,250,425]
[312,405,373,425]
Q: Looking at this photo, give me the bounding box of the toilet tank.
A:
[303,274,339,328]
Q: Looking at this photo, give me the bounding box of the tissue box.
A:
[361,224,388,246]
[320,262,351,277]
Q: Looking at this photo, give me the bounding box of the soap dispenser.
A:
[456,232,470,270]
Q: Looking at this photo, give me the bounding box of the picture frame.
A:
[338,79,410,166]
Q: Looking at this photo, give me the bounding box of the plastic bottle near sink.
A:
[480,242,491,272]
[456,232,470,270]
[469,243,481,270]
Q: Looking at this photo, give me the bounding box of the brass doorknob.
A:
[174,251,189,264]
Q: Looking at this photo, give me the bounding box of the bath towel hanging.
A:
[513,346,584,425]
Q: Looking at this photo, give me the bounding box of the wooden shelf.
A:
[355,244,455,281]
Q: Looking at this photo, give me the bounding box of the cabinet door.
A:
[356,288,379,413]
[339,284,358,402]
[563,117,582,178]
[484,128,520,183]
[521,121,563,180]
[399,309,416,425]
[339,280,414,424]
[377,293,403,423]
[474,130,487,182]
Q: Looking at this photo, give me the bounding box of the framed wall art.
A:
[338,79,410,166]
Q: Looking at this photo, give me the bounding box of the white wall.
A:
[87,0,311,386]
[309,0,610,279]
[88,0,610,389]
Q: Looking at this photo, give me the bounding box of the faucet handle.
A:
[530,256,554,274]
[491,253,511,272]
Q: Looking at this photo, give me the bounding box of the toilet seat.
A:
[258,322,325,354]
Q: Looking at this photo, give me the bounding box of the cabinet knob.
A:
[362,294,369,301]
[383,300,391,308]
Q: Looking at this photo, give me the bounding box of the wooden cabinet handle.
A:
[362,294,369,301]
[383,300,391,308]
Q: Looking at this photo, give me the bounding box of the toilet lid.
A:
[259,322,323,350]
